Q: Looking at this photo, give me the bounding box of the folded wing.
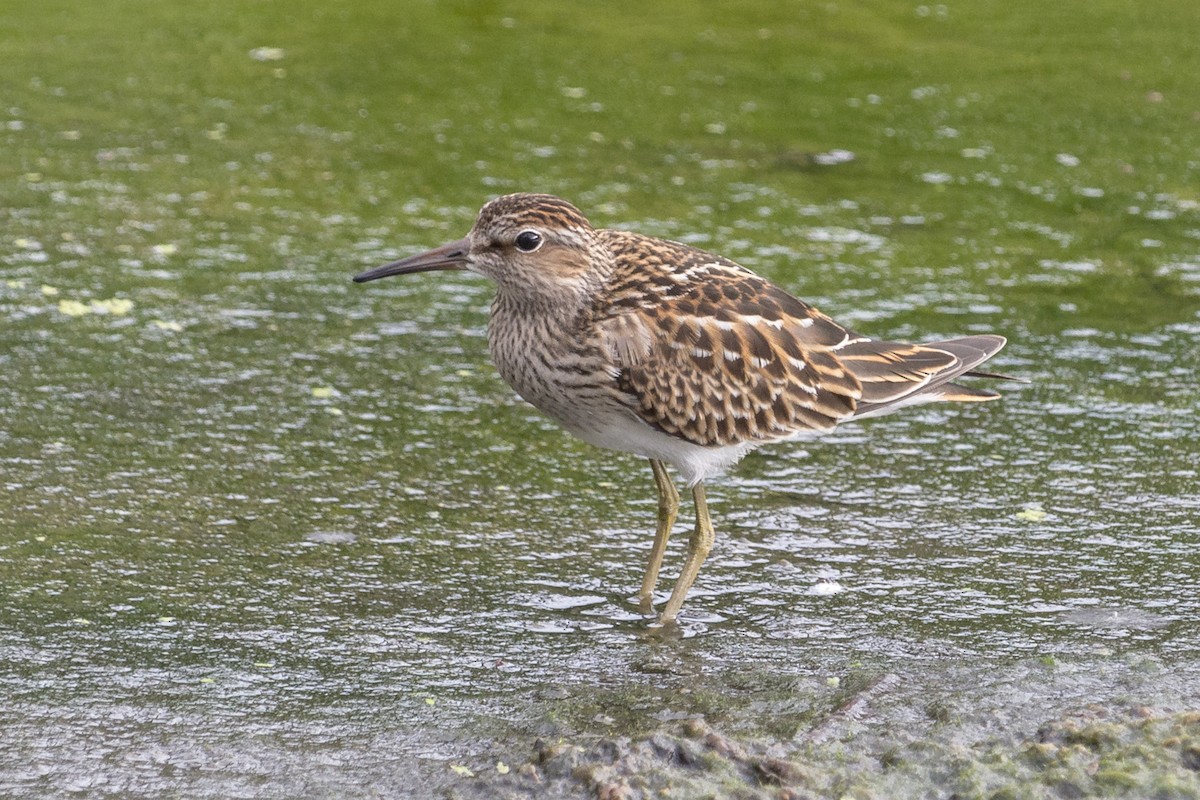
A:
[595,232,1008,445]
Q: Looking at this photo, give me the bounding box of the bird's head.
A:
[354,193,606,304]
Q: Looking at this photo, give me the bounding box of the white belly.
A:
[562,407,758,486]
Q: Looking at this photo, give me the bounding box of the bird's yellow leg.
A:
[639,459,679,611]
[659,481,714,624]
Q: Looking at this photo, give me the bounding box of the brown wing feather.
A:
[848,334,1009,418]
[593,231,1012,445]
[835,340,958,404]
[595,231,863,447]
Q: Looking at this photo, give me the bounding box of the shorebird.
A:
[354,193,1012,624]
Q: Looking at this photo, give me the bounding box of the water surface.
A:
[2,0,1198,796]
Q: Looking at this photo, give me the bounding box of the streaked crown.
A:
[475,193,593,233]
[464,193,606,300]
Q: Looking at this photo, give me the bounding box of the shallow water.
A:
[2,0,1199,796]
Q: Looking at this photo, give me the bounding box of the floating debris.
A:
[57,299,90,317]
[55,297,135,316]
[808,578,846,596]
[1016,503,1048,522]
[249,47,286,62]
[812,148,855,165]
[303,530,357,545]
[91,297,133,315]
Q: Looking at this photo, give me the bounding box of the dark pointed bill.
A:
[353,238,470,283]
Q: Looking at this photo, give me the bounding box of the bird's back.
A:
[591,229,1007,447]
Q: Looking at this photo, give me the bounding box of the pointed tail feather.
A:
[963,368,1029,383]
[847,334,1016,420]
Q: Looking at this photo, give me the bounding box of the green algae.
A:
[460,706,1200,799]
[2,0,1199,797]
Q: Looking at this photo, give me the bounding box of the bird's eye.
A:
[514,230,543,252]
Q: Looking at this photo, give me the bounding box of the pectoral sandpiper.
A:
[355,193,1012,624]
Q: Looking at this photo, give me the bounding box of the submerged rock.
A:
[450,706,1200,799]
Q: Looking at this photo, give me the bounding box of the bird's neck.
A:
[491,282,591,333]
[491,243,613,328]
